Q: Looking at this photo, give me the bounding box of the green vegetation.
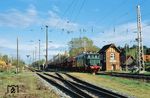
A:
[126,48,136,58]
[68,37,99,57]
[0,54,25,73]
[145,62,150,71]
[31,59,45,69]
[122,45,150,58]
[0,55,10,64]
[69,72,150,98]
[0,70,59,98]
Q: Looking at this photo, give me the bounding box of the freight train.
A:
[47,52,101,73]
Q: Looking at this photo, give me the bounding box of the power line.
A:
[96,0,127,25]
[52,0,76,28]
[62,0,76,17]
[72,0,87,22]
[68,0,80,21]
[110,0,148,27]
[138,0,148,5]
[88,0,129,35]
[61,0,79,33]
[60,0,87,35]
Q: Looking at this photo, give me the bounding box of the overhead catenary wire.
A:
[107,0,148,27]
[49,0,149,44]
[95,0,128,25]
[111,0,149,27]
[49,0,77,29]
[102,2,150,38]
[55,0,84,34]
[60,0,87,36]
[55,0,87,55]
[68,0,80,22]
[138,0,148,6]
[47,0,150,34]
[95,0,148,34]
[72,0,87,22]
[87,0,129,35]
[61,0,87,35]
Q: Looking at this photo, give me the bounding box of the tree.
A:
[31,59,45,68]
[1,55,10,64]
[0,60,7,72]
[12,59,25,72]
[0,55,11,72]
[146,48,150,55]
[0,54,26,72]
[68,37,99,56]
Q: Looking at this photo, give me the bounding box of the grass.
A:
[69,72,150,98]
[104,70,150,75]
[126,48,136,58]
[0,70,59,98]
[144,72,150,75]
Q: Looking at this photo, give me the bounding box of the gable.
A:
[107,47,118,53]
[99,44,121,53]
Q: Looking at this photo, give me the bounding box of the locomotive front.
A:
[85,53,101,73]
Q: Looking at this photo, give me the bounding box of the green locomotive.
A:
[75,52,101,73]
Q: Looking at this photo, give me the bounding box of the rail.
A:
[64,73,127,98]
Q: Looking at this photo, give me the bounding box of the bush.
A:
[145,65,150,71]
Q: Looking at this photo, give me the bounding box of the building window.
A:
[110,53,115,60]
[88,55,90,58]
[95,55,98,58]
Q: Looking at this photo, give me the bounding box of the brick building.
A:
[98,44,121,71]
[144,55,150,62]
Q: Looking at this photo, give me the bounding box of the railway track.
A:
[37,72,86,98]
[96,72,150,82]
[37,72,128,98]
[27,67,35,72]
[29,68,133,97]
[62,73,127,98]
[44,73,95,98]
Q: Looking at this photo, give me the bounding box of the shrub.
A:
[145,65,150,71]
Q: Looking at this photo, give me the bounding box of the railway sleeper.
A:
[36,73,84,98]
[64,73,127,98]
[44,73,93,98]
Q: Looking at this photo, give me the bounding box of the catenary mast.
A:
[136,5,145,73]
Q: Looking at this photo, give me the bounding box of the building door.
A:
[112,64,116,71]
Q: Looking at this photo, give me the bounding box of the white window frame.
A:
[110,53,115,60]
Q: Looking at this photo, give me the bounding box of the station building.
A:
[144,55,150,62]
[98,44,121,71]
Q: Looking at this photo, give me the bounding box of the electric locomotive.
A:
[75,52,101,73]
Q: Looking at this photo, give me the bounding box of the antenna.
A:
[136,5,145,73]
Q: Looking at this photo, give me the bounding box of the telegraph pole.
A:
[125,43,128,71]
[26,55,30,65]
[45,25,48,69]
[39,40,41,61]
[35,46,37,62]
[16,37,19,74]
[136,5,145,73]
[83,39,86,53]
[39,40,41,70]
[32,50,34,65]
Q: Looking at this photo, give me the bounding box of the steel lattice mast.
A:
[136,5,145,72]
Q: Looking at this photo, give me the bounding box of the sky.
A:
[0,0,150,63]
